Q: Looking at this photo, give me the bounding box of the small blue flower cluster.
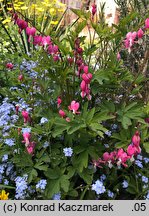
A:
[92,180,106,195]
[135,154,149,168]
[144,157,149,164]
[16,98,31,111]
[104,131,112,137]
[40,117,48,124]
[122,180,129,188]
[36,179,47,190]
[20,59,38,78]
[107,190,114,198]
[0,159,16,185]
[100,174,106,182]
[22,128,31,133]
[0,98,15,128]
[52,192,61,200]
[142,176,148,184]
[4,138,15,146]
[63,147,73,157]
[43,141,49,148]
[2,154,8,162]
[15,175,28,199]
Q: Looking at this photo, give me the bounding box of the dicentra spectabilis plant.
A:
[0,1,149,200]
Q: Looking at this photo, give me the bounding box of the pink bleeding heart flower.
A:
[103,152,114,168]
[26,27,36,42]
[76,59,83,66]
[67,57,74,65]
[137,28,144,39]
[127,144,136,157]
[80,64,84,71]
[57,97,62,108]
[26,141,36,155]
[12,13,18,23]
[6,63,13,69]
[22,132,31,147]
[22,110,29,124]
[116,148,130,167]
[83,65,89,74]
[103,152,111,162]
[53,55,59,61]
[124,31,137,52]
[77,47,83,55]
[27,146,34,154]
[127,143,141,157]
[85,84,90,95]
[82,73,92,84]
[48,45,58,55]
[110,151,117,161]
[91,4,97,16]
[126,31,137,41]
[33,35,43,46]
[66,117,70,122]
[59,110,66,118]
[16,19,28,33]
[145,18,149,29]
[87,94,92,101]
[18,74,24,81]
[92,158,105,168]
[41,36,51,48]
[68,100,80,114]
[80,91,86,98]
[117,52,121,61]
[132,131,140,147]
[80,80,86,91]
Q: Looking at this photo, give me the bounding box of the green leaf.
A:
[78,168,93,184]
[84,45,98,56]
[71,8,90,19]
[67,166,76,179]
[73,151,88,172]
[100,101,115,113]
[93,70,110,85]
[143,142,149,153]
[12,152,33,168]
[117,102,144,129]
[87,146,99,160]
[34,164,48,172]
[121,116,132,129]
[82,102,89,119]
[28,169,38,184]
[45,179,60,198]
[89,123,107,137]
[52,125,69,137]
[126,184,138,195]
[60,175,70,193]
[68,189,78,197]
[67,122,86,134]
[45,168,61,179]
[85,107,95,124]
[52,117,71,137]
[74,145,87,154]
[0,184,15,189]
[75,20,87,34]
[39,155,51,163]
[92,111,114,122]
